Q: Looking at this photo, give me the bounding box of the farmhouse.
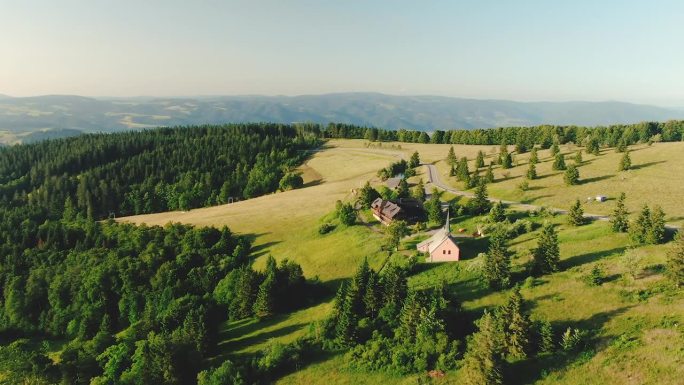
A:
[416,212,460,262]
[371,198,402,225]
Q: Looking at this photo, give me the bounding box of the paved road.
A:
[423,163,680,230]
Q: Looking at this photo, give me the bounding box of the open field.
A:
[119,139,684,385]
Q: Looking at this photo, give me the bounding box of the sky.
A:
[1,0,683,106]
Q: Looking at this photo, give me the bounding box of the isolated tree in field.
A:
[586,138,600,156]
[550,143,560,157]
[526,162,537,180]
[483,230,511,290]
[533,223,560,275]
[456,157,471,183]
[357,181,379,209]
[489,202,506,223]
[336,201,356,226]
[461,311,504,385]
[529,147,539,164]
[412,179,426,201]
[499,287,531,359]
[501,151,513,169]
[385,220,410,251]
[447,146,457,168]
[618,150,632,171]
[630,205,652,244]
[469,168,482,189]
[552,153,566,171]
[470,182,491,215]
[647,206,666,245]
[537,319,555,354]
[564,164,579,185]
[574,150,583,164]
[667,231,684,288]
[409,151,421,168]
[485,164,495,183]
[476,150,485,168]
[611,192,629,232]
[616,139,627,153]
[568,199,585,226]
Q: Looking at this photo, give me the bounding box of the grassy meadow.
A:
[119,139,684,385]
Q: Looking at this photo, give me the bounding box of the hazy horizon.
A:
[2,1,684,106]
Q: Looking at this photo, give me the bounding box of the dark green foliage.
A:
[482,230,511,290]
[489,202,506,223]
[529,147,539,164]
[584,265,605,286]
[564,164,580,185]
[616,139,627,152]
[476,150,485,168]
[647,206,666,245]
[461,311,503,385]
[550,143,560,157]
[586,138,601,155]
[630,204,666,245]
[526,162,537,180]
[498,287,531,359]
[536,319,555,354]
[377,159,408,181]
[552,153,566,171]
[574,150,583,164]
[484,164,495,183]
[279,172,304,191]
[197,359,245,385]
[412,179,426,201]
[470,183,491,215]
[667,231,684,288]
[424,196,445,226]
[336,201,357,226]
[455,157,471,183]
[409,151,421,168]
[395,178,410,199]
[611,192,629,232]
[500,147,512,169]
[318,223,335,235]
[357,181,380,209]
[568,199,585,226]
[447,146,457,167]
[532,223,560,275]
[619,150,632,171]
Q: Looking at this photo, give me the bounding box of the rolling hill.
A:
[0,93,681,144]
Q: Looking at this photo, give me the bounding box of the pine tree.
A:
[666,231,684,288]
[537,319,555,354]
[564,164,579,185]
[586,138,600,156]
[568,199,585,226]
[574,150,583,164]
[616,139,627,153]
[456,157,471,182]
[618,150,632,171]
[447,146,457,168]
[500,287,530,359]
[485,164,495,183]
[501,151,513,169]
[396,178,409,198]
[363,270,382,318]
[470,182,491,215]
[425,196,445,226]
[409,151,421,168]
[357,181,379,209]
[385,220,410,251]
[550,143,560,157]
[476,150,485,168]
[253,272,276,318]
[483,230,511,290]
[611,192,629,232]
[469,168,482,189]
[412,179,426,201]
[489,202,506,222]
[461,311,504,385]
[526,162,537,180]
[630,205,652,244]
[529,147,539,164]
[552,153,566,171]
[533,223,560,275]
[647,206,666,244]
[335,292,358,346]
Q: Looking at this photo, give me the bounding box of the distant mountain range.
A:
[0,92,681,143]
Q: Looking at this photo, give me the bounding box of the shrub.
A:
[318,223,335,235]
[584,266,604,286]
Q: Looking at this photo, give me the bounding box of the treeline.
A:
[0,123,318,220]
[0,217,312,384]
[306,120,684,147]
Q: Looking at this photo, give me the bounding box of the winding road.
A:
[423,163,680,230]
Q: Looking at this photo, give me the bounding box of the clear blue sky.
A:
[2,0,683,105]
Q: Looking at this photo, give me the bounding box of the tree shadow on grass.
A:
[505,306,633,385]
[631,160,667,170]
[218,322,309,354]
[520,194,553,204]
[581,174,613,184]
[561,246,627,270]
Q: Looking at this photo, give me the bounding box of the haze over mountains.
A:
[0,92,681,143]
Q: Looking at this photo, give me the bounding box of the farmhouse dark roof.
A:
[371,198,402,220]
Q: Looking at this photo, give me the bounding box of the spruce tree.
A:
[500,287,530,359]
[550,143,560,156]
[616,139,627,153]
[568,199,585,226]
[363,270,382,318]
[667,231,684,288]
[526,162,537,180]
[335,292,358,346]
[447,146,457,168]
[396,178,409,198]
[357,181,379,209]
[537,319,555,354]
[483,230,511,290]
[461,311,504,385]
[476,150,485,168]
[618,150,632,171]
[533,223,560,275]
[630,205,652,244]
[647,206,666,244]
[412,179,426,201]
[574,150,583,164]
[456,157,471,182]
[586,138,600,156]
[552,153,566,171]
[611,192,629,232]
[253,272,276,318]
[489,202,506,222]
[470,182,491,215]
[529,147,539,164]
[564,164,579,185]
[469,168,482,189]
[485,164,495,183]
[409,151,421,168]
[501,151,513,169]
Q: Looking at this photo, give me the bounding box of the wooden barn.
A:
[371,198,402,225]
